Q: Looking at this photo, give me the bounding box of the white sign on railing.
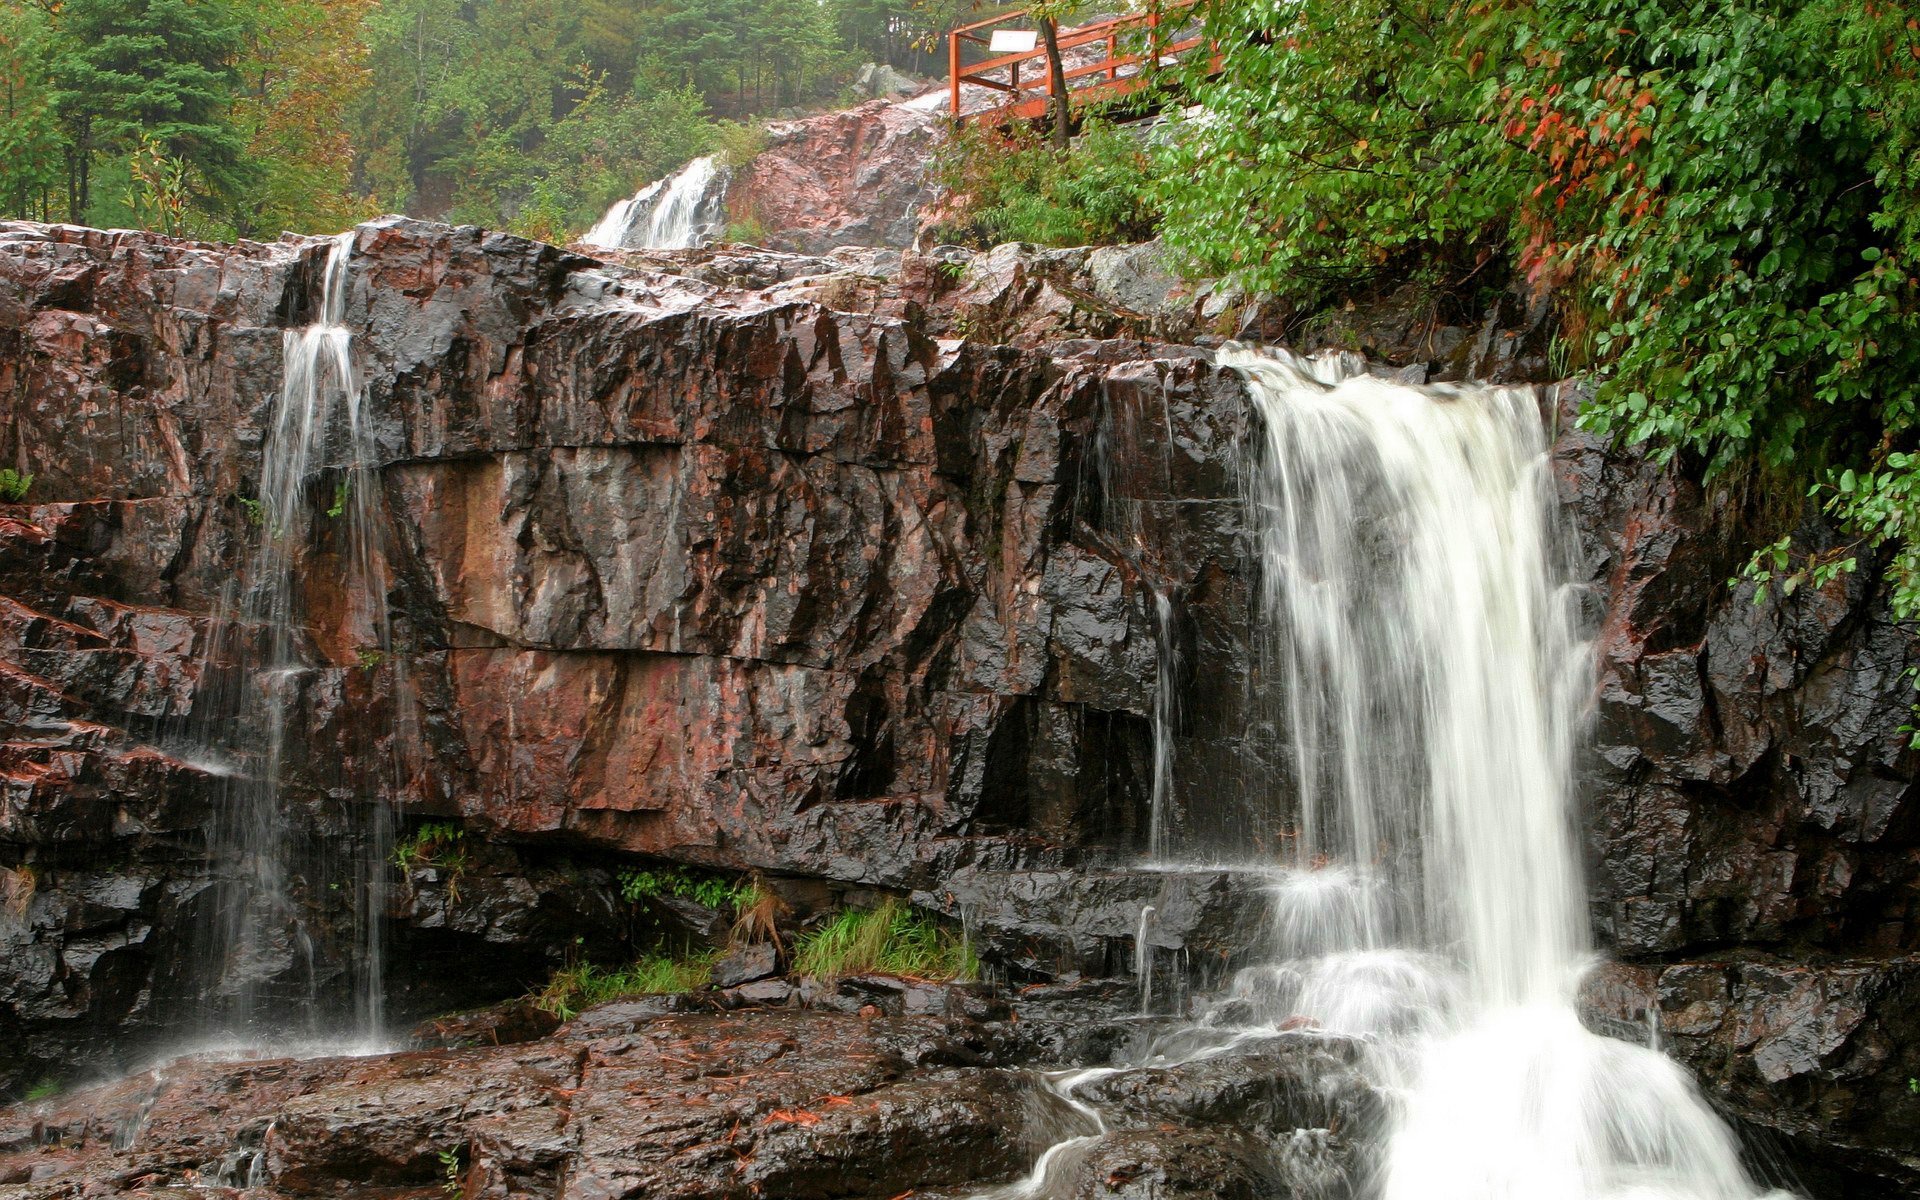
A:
[988,29,1040,52]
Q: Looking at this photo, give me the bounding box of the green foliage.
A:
[0,468,31,503]
[1158,0,1920,614]
[931,117,1160,248]
[438,1145,463,1197]
[392,821,465,872]
[791,897,978,983]
[51,0,253,227]
[6,0,949,239]
[236,495,265,527]
[24,1078,59,1101]
[617,865,757,913]
[712,120,766,169]
[0,5,65,222]
[633,0,853,115]
[532,951,717,1020]
[356,647,386,672]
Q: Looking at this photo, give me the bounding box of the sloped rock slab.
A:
[0,1011,1044,1199]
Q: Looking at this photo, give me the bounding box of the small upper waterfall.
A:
[1217,345,1780,1200]
[582,155,731,250]
[195,230,396,1046]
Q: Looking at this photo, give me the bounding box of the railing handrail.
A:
[948,4,1205,122]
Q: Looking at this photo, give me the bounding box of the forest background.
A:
[0,0,975,243]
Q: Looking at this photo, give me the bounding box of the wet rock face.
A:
[0,1010,1037,1198]
[1553,384,1920,1192]
[727,99,940,255]
[3,220,1920,1188]
[0,220,1207,1085]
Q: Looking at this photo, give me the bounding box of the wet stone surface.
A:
[0,1002,1378,1200]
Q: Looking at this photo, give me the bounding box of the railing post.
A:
[1108,33,1118,82]
[949,28,961,118]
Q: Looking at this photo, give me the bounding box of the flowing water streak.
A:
[209,231,395,1043]
[1148,589,1179,859]
[1223,345,1779,1200]
[1133,905,1156,1015]
[582,156,730,250]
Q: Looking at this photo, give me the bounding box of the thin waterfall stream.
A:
[992,344,1791,1199]
[193,230,397,1050]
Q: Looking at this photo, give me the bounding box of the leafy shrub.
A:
[791,898,978,983]
[617,866,757,913]
[930,117,1161,248]
[392,823,466,874]
[713,120,767,169]
[0,469,32,503]
[1155,0,1920,612]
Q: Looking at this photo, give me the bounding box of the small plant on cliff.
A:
[791,898,977,983]
[236,496,265,528]
[392,823,468,903]
[438,1145,464,1197]
[357,648,386,673]
[531,949,717,1020]
[713,120,766,170]
[24,1078,59,1102]
[392,822,465,871]
[617,866,757,914]
[1,865,36,916]
[0,469,32,503]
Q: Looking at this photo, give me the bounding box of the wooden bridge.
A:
[947,5,1208,125]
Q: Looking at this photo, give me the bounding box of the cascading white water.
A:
[1220,344,1783,1200]
[582,155,730,250]
[202,230,395,1044]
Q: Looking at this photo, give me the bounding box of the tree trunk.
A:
[1039,17,1069,151]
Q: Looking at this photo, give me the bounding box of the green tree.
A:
[229,0,375,235]
[0,3,63,221]
[47,0,252,223]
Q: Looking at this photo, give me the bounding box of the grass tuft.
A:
[791,898,978,984]
[532,951,716,1021]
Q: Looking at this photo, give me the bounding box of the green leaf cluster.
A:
[1157,0,1920,613]
[617,865,757,913]
[931,116,1161,248]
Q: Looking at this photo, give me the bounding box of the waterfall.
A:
[582,156,730,250]
[1220,345,1780,1200]
[197,231,395,1047]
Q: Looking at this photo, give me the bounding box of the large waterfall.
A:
[194,231,396,1046]
[581,155,731,250]
[1220,345,1779,1200]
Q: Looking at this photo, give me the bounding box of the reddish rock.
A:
[728,100,940,254]
[0,1010,1037,1199]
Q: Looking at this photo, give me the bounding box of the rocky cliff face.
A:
[1,219,1917,1193]
[725,99,940,254]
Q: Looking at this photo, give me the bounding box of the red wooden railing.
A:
[947,4,1208,125]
